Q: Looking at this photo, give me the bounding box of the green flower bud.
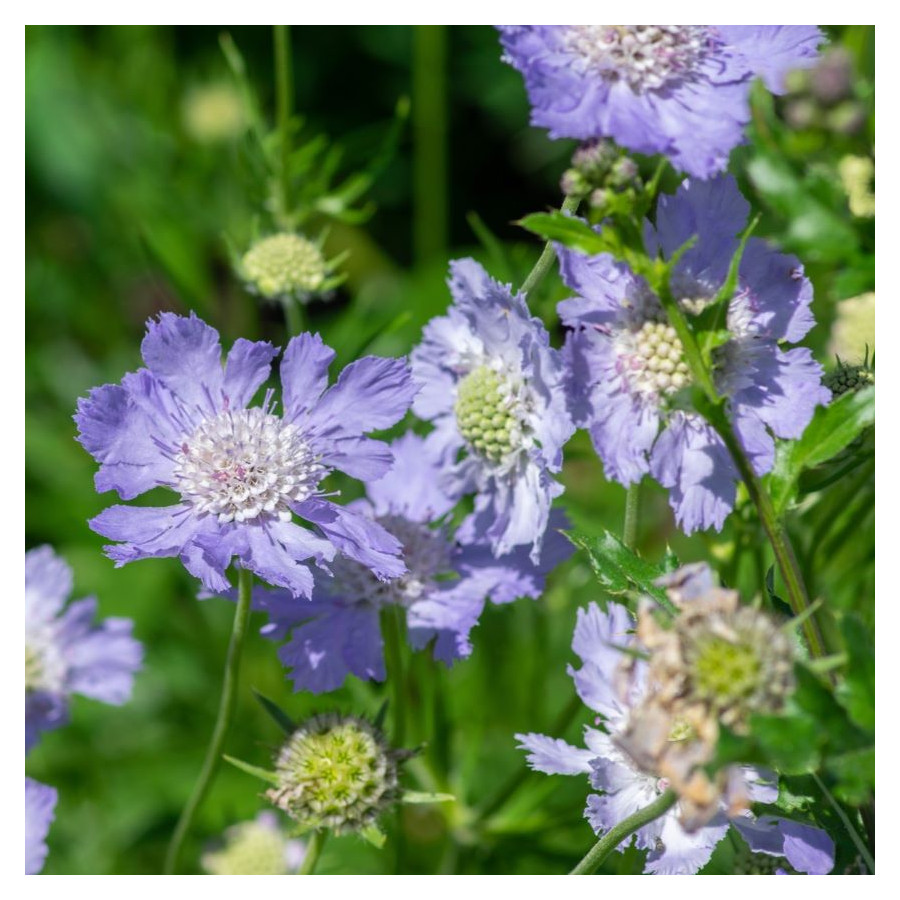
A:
[182,83,248,144]
[823,360,874,397]
[240,233,328,302]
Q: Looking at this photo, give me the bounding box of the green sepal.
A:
[359,824,386,849]
[252,689,296,736]
[223,754,280,786]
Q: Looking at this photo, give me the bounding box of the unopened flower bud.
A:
[240,233,328,302]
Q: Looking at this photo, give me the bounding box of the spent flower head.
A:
[75,314,416,598]
[25,546,142,752]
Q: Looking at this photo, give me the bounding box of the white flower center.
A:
[173,408,326,524]
[564,25,711,91]
[25,626,66,694]
[332,515,452,607]
[619,317,691,397]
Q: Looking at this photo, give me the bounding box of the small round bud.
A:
[784,68,812,96]
[827,101,866,136]
[267,714,401,835]
[240,233,328,302]
[608,157,639,188]
[182,83,248,144]
[784,99,820,131]
[561,169,589,198]
[202,812,305,875]
[809,49,854,106]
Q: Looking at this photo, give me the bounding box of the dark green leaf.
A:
[252,689,296,736]
[825,746,874,805]
[836,615,875,731]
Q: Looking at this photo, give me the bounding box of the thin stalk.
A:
[412,25,448,264]
[298,830,327,874]
[569,790,676,874]
[273,25,294,229]
[164,568,254,874]
[520,195,581,296]
[812,773,874,873]
[382,606,406,748]
[622,481,641,549]
[281,297,304,336]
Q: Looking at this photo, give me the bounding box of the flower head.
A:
[411,260,574,562]
[249,432,572,693]
[75,314,416,598]
[557,175,830,533]
[25,777,57,875]
[516,574,833,875]
[25,546,142,752]
[499,26,823,178]
[240,233,340,304]
[181,82,248,144]
[267,714,403,835]
[201,811,305,875]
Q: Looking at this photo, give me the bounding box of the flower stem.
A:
[569,789,676,875]
[297,830,327,874]
[812,773,874,873]
[273,24,293,229]
[281,296,304,336]
[519,195,580,296]
[382,606,406,747]
[163,567,254,874]
[623,481,641,549]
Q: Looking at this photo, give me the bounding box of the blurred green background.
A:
[26,25,873,874]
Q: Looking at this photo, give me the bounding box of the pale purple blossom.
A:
[557,175,830,533]
[75,314,417,598]
[25,777,57,874]
[25,546,142,752]
[499,26,823,178]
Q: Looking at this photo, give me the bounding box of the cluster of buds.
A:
[823,350,874,398]
[782,48,866,136]
[614,564,796,830]
[560,140,642,217]
[238,232,346,305]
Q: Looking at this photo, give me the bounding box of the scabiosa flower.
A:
[239,233,344,304]
[25,546,142,752]
[75,314,416,598]
[516,587,833,874]
[558,175,831,533]
[266,714,405,835]
[25,777,57,875]
[411,260,574,563]
[201,811,305,875]
[249,431,571,693]
[498,26,823,178]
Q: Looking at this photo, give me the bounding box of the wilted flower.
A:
[240,233,344,304]
[75,314,416,598]
[516,579,833,874]
[411,260,574,562]
[248,432,571,693]
[25,546,142,751]
[201,811,305,875]
[25,777,57,875]
[557,175,830,533]
[498,26,822,178]
[267,714,404,835]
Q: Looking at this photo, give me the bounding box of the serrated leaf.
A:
[360,824,386,848]
[223,755,280,786]
[769,386,875,513]
[252,689,296,735]
[402,790,455,804]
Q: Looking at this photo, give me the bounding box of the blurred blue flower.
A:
[75,314,417,598]
[25,777,57,875]
[517,601,834,875]
[411,260,574,563]
[247,432,572,692]
[557,175,830,533]
[498,26,823,178]
[25,546,142,752]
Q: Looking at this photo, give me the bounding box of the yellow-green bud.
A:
[241,233,327,301]
[181,83,248,144]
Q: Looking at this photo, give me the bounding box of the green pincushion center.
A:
[690,636,763,708]
[454,366,520,463]
[242,233,326,298]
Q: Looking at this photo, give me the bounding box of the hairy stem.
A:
[164,567,254,874]
[520,195,580,296]
[569,790,676,875]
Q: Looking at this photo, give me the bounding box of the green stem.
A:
[569,790,676,874]
[812,773,874,873]
[382,606,406,747]
[274,25,293,229]
[520,195,580,296]
[622,481,641,549]
[412,25,448,264]
[281,297,304,336]
[164,568,254,874]
[298,830,327,874]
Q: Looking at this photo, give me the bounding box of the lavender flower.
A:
[557,175,830,533]
[25,546,142,752]
[498,26,823,178]
[25,777,57,874]
[201,811,305,875]
[75,313,416,598]
[516,601,834,875]
[248,432,571,693]
[411,260,574,563]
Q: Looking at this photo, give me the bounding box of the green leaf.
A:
[517,211,607,254]
[565,530,677,614]
[359,824,386,849]
[836,615,875,732]
[768,386,875,513]
[252,690,296,736]
[749,713,821,774]
[401,790,455,804]
[825,746,874,805]
[223,755,280,786]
